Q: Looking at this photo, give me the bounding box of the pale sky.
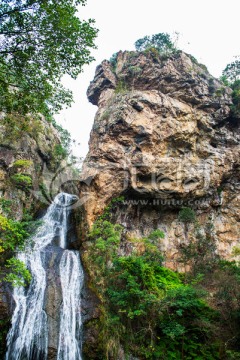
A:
[55,0,240,159]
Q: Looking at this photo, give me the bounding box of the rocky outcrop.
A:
[0,115,63,218]
[0,115,70,357]
[81,50,240,264]
[80,51,240,357]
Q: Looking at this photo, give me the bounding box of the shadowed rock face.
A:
[81,50,240,263]
[44,245,64,359]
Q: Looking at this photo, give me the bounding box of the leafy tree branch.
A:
[0,0,97,118]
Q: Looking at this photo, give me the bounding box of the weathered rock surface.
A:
[0,115,63,219]
[0,115,69,357]
[80,51,240,357]
[44,245,64,358]
[81,50,240,264]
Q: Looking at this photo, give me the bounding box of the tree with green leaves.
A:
[135,32,176,55]
[222,56,240,83]
[222,56,240,118]
[0,0,97,118]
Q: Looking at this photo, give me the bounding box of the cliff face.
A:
[0,115,63,218]
[81,50,239,264]
[0,115,66,356]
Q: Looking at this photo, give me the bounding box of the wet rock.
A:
[0,116,64,355]
[43,245,64,357]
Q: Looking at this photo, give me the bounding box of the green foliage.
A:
[0,214,29,252]
[4,257,31,287]
[109,52,118,71]
[86,214,220,359]
[135,32,176,56]
[231,79,240,117]
[51,119,72,156]
[128,65,142,77]
[87,220,123,279]
[100,109,111,121]
[0,199,12,216]
[106,253,217,358]
[152,285,219,359]
[226,350,240,360]
[203,260,240,356]
[222,57,240,118]
[220,74,230,87]
[85,194,240,359]
[85,191,240,359]
[98,196,125,221]
[53,144,68,160]
[108,256,181,319]
[1,114,43,141]
[12,159,33,169]
[10,173,32,190]
[148,229,165,241]
[115,80,129,94]
[0,0,97,118]
[232,246,240,257]
[178,207,196,223]
[177,220,240,357]
[0,213,35,287]
[223,57,240,82]
[178,220,218,275]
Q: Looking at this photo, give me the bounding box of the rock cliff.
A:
[80,50,240,358]
[81,49,239,265]
[0,115,68,357]
[0,115,63,218]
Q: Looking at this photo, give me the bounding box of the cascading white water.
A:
[57,251,83,360]
[5,193,84,360]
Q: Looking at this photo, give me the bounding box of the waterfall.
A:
[57,252,83,360]
[5,193,84,360]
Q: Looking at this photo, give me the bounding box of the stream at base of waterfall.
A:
[5,193,84,360]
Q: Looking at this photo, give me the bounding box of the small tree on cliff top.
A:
[222,56,240,117]
[222,56,240,83]
[135,32,176,55]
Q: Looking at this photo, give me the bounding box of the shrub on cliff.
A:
[10,174,32,190]
[0,214,32,287]
[12,160,33,170]
[4,258,31,287]
[86,218,219,359]
[135,32,176,56]
[178,207,196,223]
[222,57,240,118]
[223,57,240,83]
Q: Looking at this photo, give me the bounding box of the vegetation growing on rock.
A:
[12,160,33,170]
[83,203,208,356]
[0,206,40,288]
[222,56,240,118]
[4,258,31,287]
[0,0,98,356]
[178,207,196,223]
[10,174,32,190]
[83,210,240,359]
[134,32,176,55]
